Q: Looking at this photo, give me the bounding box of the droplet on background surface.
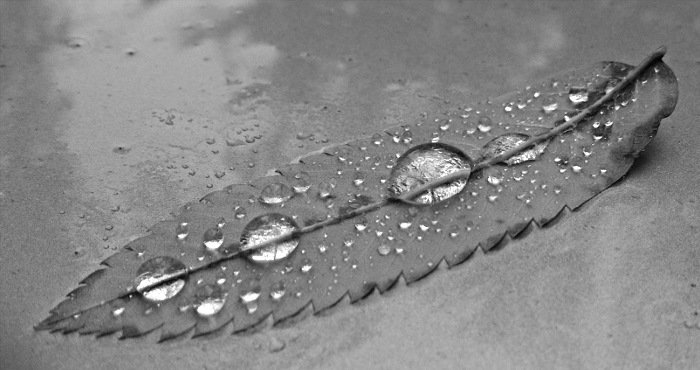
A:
[481,133,549,165]
[259,183,294,205]
[388,143,472,204]
[134,256,187,302]
[240,213,300,263]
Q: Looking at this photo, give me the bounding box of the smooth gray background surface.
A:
[1,1,699,369]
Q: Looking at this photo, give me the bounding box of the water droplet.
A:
[377,244,391,256]
[240,213,300,263]
[398,220,412,230]
[291,172,311,193]
[542,102,558,114]
[112,307,125,317]
[134,256,187,302]
[175,222,189,240]
[371,133,384,145]
[400,130,413,145]
[488,195,498,202]
[388,143,472,204]
[260,183,294,205]
[354,216,368,232]
[568,87,589,105]
[203,227,224,250]
[318,244,328,254]
[487,175,503,186]
[270,281,286,300]
[317,182,334,199]
[234,206,247,219]
[481,133,548,165]
[352,171,366,187]
[477,117,492,133]
[194,284,226,317]
[571,165,582,173]
[300,258,313,273]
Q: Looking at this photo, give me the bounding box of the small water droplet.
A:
[317,182,334,199]
[194,284,226,317]
[176,222,189,240]
[260,183,294,205]
[400,130,413,145]
[372,133,384,145]
[568,87,589,105]
[270,281,286,301]
[542,102,558,114]
[300,258,313,273]
[399,220,412,230]
[203,227,224,250]
[291,172,311,193]
[354,216,368,232]
[112,307,125,317]
[318,244,328,254]
[488,195,499,202]
[234,206,247,219]
[487,175,503,186]
[377,244,391,256]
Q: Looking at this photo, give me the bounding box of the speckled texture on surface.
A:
[1,1,699,369]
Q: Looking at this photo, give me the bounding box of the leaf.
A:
[36,48,678,341]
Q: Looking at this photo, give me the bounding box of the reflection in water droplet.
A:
[482,133,548,166]
[176,222,189,240]
[203,227,224,250]
[260,183,293,205]
[388,143,471,204]
[194,284,226,317]
[134,256,187,302]
[377,244,391,256]
[240,213,299,263]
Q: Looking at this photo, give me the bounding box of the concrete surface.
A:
[1,1,699,369]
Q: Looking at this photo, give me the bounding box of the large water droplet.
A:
[481,133,548,165]
[203,227,224,250]
[194,284,227,317]
[388,143,472,204]
[260,183,294,205]
[240,213,300,263]
[134,256,187,302]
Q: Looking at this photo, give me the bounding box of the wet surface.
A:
[1,0,699,369]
